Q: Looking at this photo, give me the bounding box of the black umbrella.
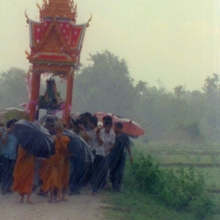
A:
[63,129,94,162]
[13,120,55,158]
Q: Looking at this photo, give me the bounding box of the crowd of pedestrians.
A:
[0,112,133,204]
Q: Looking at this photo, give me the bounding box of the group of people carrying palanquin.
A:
[0,112,133,204]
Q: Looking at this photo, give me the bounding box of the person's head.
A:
[114,122,123,134]
[88,116,98,129]
[45,116,56,127]
[102,116,112,124]
[103,120,112,133]
[55,123,63,135]
[73,119,84,133]
[44,115,56,135]
[6,119,17,130]
[80,112,92,125]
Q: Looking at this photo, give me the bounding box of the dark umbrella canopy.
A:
[63,129,94,162]
[13,120,54,158]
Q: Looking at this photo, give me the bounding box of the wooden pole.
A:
[29,72,41,121]
[64,69,74,125]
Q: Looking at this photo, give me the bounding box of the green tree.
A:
[203,73,220,99]
[174,85,186,99]
[201,74,220,141]
[74,51,136,118]
[0,68,28,109]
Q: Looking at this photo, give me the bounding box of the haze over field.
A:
[1,0,220,91]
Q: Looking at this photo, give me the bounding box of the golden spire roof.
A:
[39,0,77,22]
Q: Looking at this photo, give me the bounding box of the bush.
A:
[126,153,216,219]
[189,195,216,220]
[128,154,163,194]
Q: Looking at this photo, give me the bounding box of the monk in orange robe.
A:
[40,123,70,203]
[60,148,71,201]
[13,146,35,204]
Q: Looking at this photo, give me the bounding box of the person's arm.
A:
[126,146,133,163]
[96,127,104,146]
[2,129,10,145]
[78,124,90,142]
[82,132,90,142]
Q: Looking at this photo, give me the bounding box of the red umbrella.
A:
[94,112,118,122]
[94,112,145,137]
[114,118,145,137]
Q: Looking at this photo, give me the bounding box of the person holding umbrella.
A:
[69,119,90,195]
[109,122,133,192]
[1,119,18,195]
[0,123,5,182]
[13,146,35,204]
[40,123,70,202]
[12,119,55,202]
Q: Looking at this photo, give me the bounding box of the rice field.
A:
[134,142,220,192]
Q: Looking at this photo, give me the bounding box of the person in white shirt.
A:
[100,117,115,190]
[86,116,104,194]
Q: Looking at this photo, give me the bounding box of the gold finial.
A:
[86,13,92,27]
[74,4,77,14]
[25,10,29,24]
[25,50,30,57]
[42,0,47,10]
[70,0,74,7]
[36,3,41,10]
[39,0,77,21]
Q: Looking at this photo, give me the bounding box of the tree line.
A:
[1,51,220,142]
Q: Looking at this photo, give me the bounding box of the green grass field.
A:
[105,141,220,220]
[134,142,220,191]
[104,190,198,220]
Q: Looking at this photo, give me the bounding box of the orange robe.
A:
[61,152,70,190]
[13,147,35,195]
[40,135,70,192]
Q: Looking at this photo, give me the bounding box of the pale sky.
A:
[1,0,220,91]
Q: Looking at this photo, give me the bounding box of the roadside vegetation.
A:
[105,145,220,220]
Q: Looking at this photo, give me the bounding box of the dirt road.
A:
[0,187,107,220]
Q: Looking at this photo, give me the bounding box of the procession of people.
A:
[0,112,133,204]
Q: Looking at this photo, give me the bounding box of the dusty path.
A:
[0,187,107,220]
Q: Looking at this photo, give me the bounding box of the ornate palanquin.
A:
[25,0,91,124]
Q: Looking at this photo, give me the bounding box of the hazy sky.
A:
[1,0,220,91]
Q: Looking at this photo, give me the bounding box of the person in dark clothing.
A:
[109,122,133,192]
[0,124,5,183]
[69,119,89,195]
[1,119,18,194]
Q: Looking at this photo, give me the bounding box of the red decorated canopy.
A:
[25,0,91,124]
